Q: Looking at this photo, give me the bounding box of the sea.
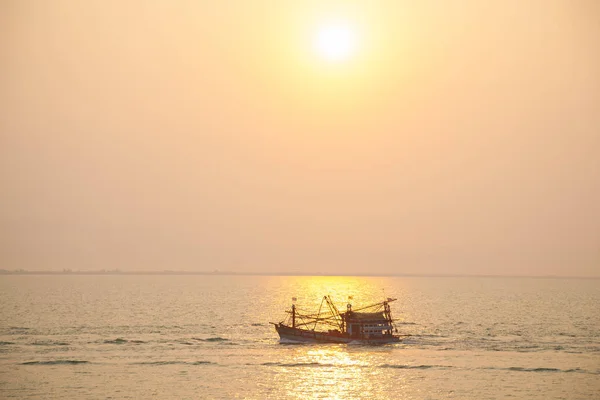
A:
[0,275,598,399]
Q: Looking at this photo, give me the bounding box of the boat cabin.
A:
[343,309,393,338]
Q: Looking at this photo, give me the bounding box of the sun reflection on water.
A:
[276,345,408,399]
[283,347,370,399]
[264,276,411,398]
[273,276,401,302]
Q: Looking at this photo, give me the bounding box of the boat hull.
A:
[274,324,401,344]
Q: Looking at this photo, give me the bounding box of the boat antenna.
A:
[291,297,297,328]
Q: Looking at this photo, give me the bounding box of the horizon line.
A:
[0,269,598,279]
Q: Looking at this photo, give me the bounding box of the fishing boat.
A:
[271,295,406,344]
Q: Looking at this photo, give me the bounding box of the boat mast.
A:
[290,297,298,328]
[324,296,344,331]
[383,300,392,334]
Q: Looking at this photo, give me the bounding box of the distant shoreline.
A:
[0,270,597,279]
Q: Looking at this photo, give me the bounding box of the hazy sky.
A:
[1,1,599,276]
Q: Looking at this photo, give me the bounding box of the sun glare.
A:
[314,23,357,62]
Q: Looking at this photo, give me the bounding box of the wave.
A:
[103,338,145,344]
[31,341,70,346]
[378,364,597,374]
[191,337,229,342]
[261,361,337,367]
[260,362,446,369]
[22,360,89,365]
[101,337,234,346]
[379,364,449,370]
[278,338,308,345]
[8,327,32,331]
[477,366,597,375]
[204,337,230,342]
[508,367,560,372]
[133,361,186,365]
[412,334,447,338]
[132,361,214,366]
[504,367,596,374]
[104,338,128,344]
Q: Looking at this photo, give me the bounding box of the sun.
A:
[314,23,357,62]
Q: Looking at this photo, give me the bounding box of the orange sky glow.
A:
[1,1,599,276]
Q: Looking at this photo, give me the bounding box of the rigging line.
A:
[294,320,340,328]
[314,296,325,330]
[324,295,344,331]
[350,299,396,313]
[294,316,338,322]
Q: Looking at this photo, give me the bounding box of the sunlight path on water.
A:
[0,275,598,399]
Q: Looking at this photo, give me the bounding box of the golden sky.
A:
[1,0,599,276]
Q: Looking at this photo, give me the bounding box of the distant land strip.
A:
[0,270,597,279]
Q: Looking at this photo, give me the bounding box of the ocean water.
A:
[0,275,598,399]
